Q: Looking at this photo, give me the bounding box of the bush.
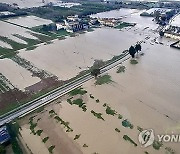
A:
[69,88,87,96]
[90,94,94,99]
[105,106,116,116]
[153,140,163,150]
[42,137,49,143]
[122,119,133,129]
[130,59,138,65]
[116,66,126,73]
[48,145,55,153]
[115,128,120,133]
[95,74,113,85]
[36,130,43,136]
[96,99,100,103]
[74,134,81,140]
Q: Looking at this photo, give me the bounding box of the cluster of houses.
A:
[55,15,90,33]
[44,15,121,33]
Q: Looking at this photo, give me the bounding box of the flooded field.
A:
[18,27,147,81]
[0,59,40,90]
[0,21,37,44]
[0,5,178,153]
[6,16,53,28]
[19,37,180,153]
[91,8,139,19]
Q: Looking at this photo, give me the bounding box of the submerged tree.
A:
[91,68,100,78]
[129,46,136,58]
[135,43,142,53]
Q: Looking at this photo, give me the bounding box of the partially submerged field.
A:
[1,7,180,153]
[18,27,144,81]
[18,38,180,153]
[6,15,53,28]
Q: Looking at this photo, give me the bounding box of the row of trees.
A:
[129,43,142,58]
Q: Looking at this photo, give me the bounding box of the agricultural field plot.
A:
[0,20,37,44]
[0,21,53,58]
[6,15,53,28]
[0,59,40,91]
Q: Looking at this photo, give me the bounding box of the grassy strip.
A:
[0,36,26,50]
[123,135,137,147]
[26,45,37,51]
[13,34,41,46]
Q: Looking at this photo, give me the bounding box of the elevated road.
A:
[0,53,130,126]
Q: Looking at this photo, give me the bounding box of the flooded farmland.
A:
[6,16,53,28]
[1,6,180,154]
[0,21,37,44]
[0,59,40,90]
[19,27,146,80]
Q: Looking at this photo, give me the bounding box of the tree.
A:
[129,46,136,58]
[135,44,142,53]
[154,10,160,22]
[91,68,100,78]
